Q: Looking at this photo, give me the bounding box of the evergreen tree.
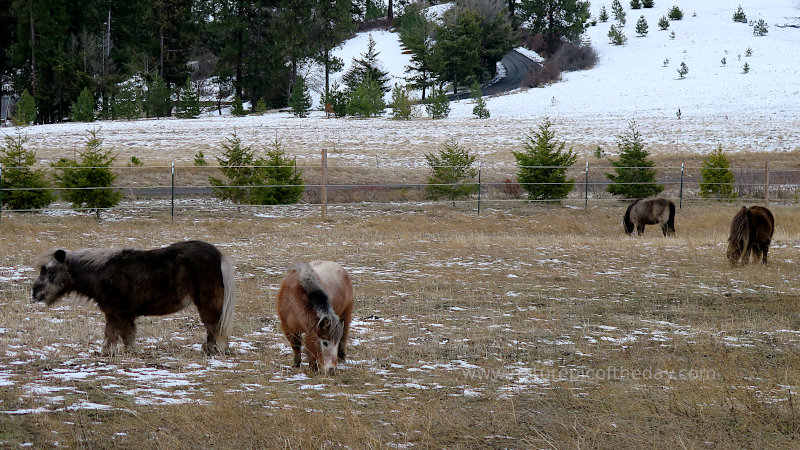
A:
[677,62,688,79]
[605,121,663,198]
[209,132,260,205]
[471,82,490,119]
[752,19,768,36]
[425,138,478,205]
[13,89,36,126]
[635,15,648,36]
[699,145,736,201]
[52,129,122,218]
[71,87,96,122]
[113,83,142,120]
[341,34,390,95]
[249,138,304,205]
[397,4,437,100]
[289,76,312,117]
[324,81,348,117]
[144,74,172,118]
[658,16,670,30]
[642,0,654,7]
[630,0,641,9]
[347,76,385,118]
[431,9,483,94]
[176,77,200,118]
[611,0,626,25]
[426,86,451,119]
[519,0,591,53]
[667,5,683,20]
[512,118,577,202]
[732,5,747,23]
[389,83,414,120]
[598,5,609,22]
[0,131,53,211]
[608,24,628,45]
[231,93,247,116]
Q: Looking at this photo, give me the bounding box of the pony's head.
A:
[305,314,344,375]
[32,249,73,305]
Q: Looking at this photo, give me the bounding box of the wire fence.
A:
[1,158,799,219]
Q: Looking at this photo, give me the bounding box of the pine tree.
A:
[52,129,122,218]
[231,94,247,116]
[471,82,489,119]
[13,90,37,126]
[642,0,654,7]
[635,16,649,36]
[426,86,451,119]
[341,34,390,95]
[611,0,626,25]
[113,83,142,120]
[677,62,688,79]
[519,0,591,53]
[176,77,201,119]
[630,0,641,9]
[512,118,577,203]
[598,5,609,22]
[347,76,385,118]
[249,138,304,205]
[0,132,53,211]
[752,19,768,36]
[667,5,683,20]
[289,76,312,117]
[209,132,260,205]
[608,24,628,45]
[144,74,172,118]
[732,5,747,23]
[71,87,96,122]
[605,121,663,198]
[389,83,413,120]
[699,145,736,201]
[397,4,437,100]
[425,138,478,205]
[658,16,670,30]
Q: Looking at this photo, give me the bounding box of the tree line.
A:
[1,0,597,124]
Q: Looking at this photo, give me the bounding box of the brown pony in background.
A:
[624,198,676,236]
[32,240,236,355]
[277,261,354,374]
[726,205,775,266]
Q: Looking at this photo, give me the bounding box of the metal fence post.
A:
[584,161,589,210]
[0,163,3,223]
[171,162,175,220]
[679,162,684,209]
[477,161,482,215]
[321,147,327,221]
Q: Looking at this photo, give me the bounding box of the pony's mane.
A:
[35,247,124,270]
[294,262,333,317]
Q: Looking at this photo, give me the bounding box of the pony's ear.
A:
[54,249,66,263]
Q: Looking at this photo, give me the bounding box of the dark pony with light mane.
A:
[277,261,353,374]
[624,198,676,236]
[32,240,236,355]
[726,205,774,266]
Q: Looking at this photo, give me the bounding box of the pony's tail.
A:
[667,201,676,233]
[295,262,331,317]
[218,252,237,343]
[730,206,751,250]
[623,199,639,234]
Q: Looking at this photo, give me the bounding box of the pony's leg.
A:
[338,305,353,362]
[101,316,121,356]
[285,332,303,368]
[198,301,224,354]
[119,318,138,353]
[636,224,645,236]
[760,242,770,264]
[741,245,752,265]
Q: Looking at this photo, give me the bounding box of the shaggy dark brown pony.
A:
[277,261,354,374]
[726,205,775,266]
[31,240,236,355]
[624,198,676,236]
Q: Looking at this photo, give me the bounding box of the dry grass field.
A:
[1,200,799,448]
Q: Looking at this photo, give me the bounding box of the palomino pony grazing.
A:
[726,205,775,266]
[277,261,354,374]
[31,240,236,355]
[624,198,676,236]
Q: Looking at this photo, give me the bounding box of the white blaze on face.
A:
[318,338,339,373]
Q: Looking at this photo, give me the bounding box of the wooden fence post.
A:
[764,155,769,205]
